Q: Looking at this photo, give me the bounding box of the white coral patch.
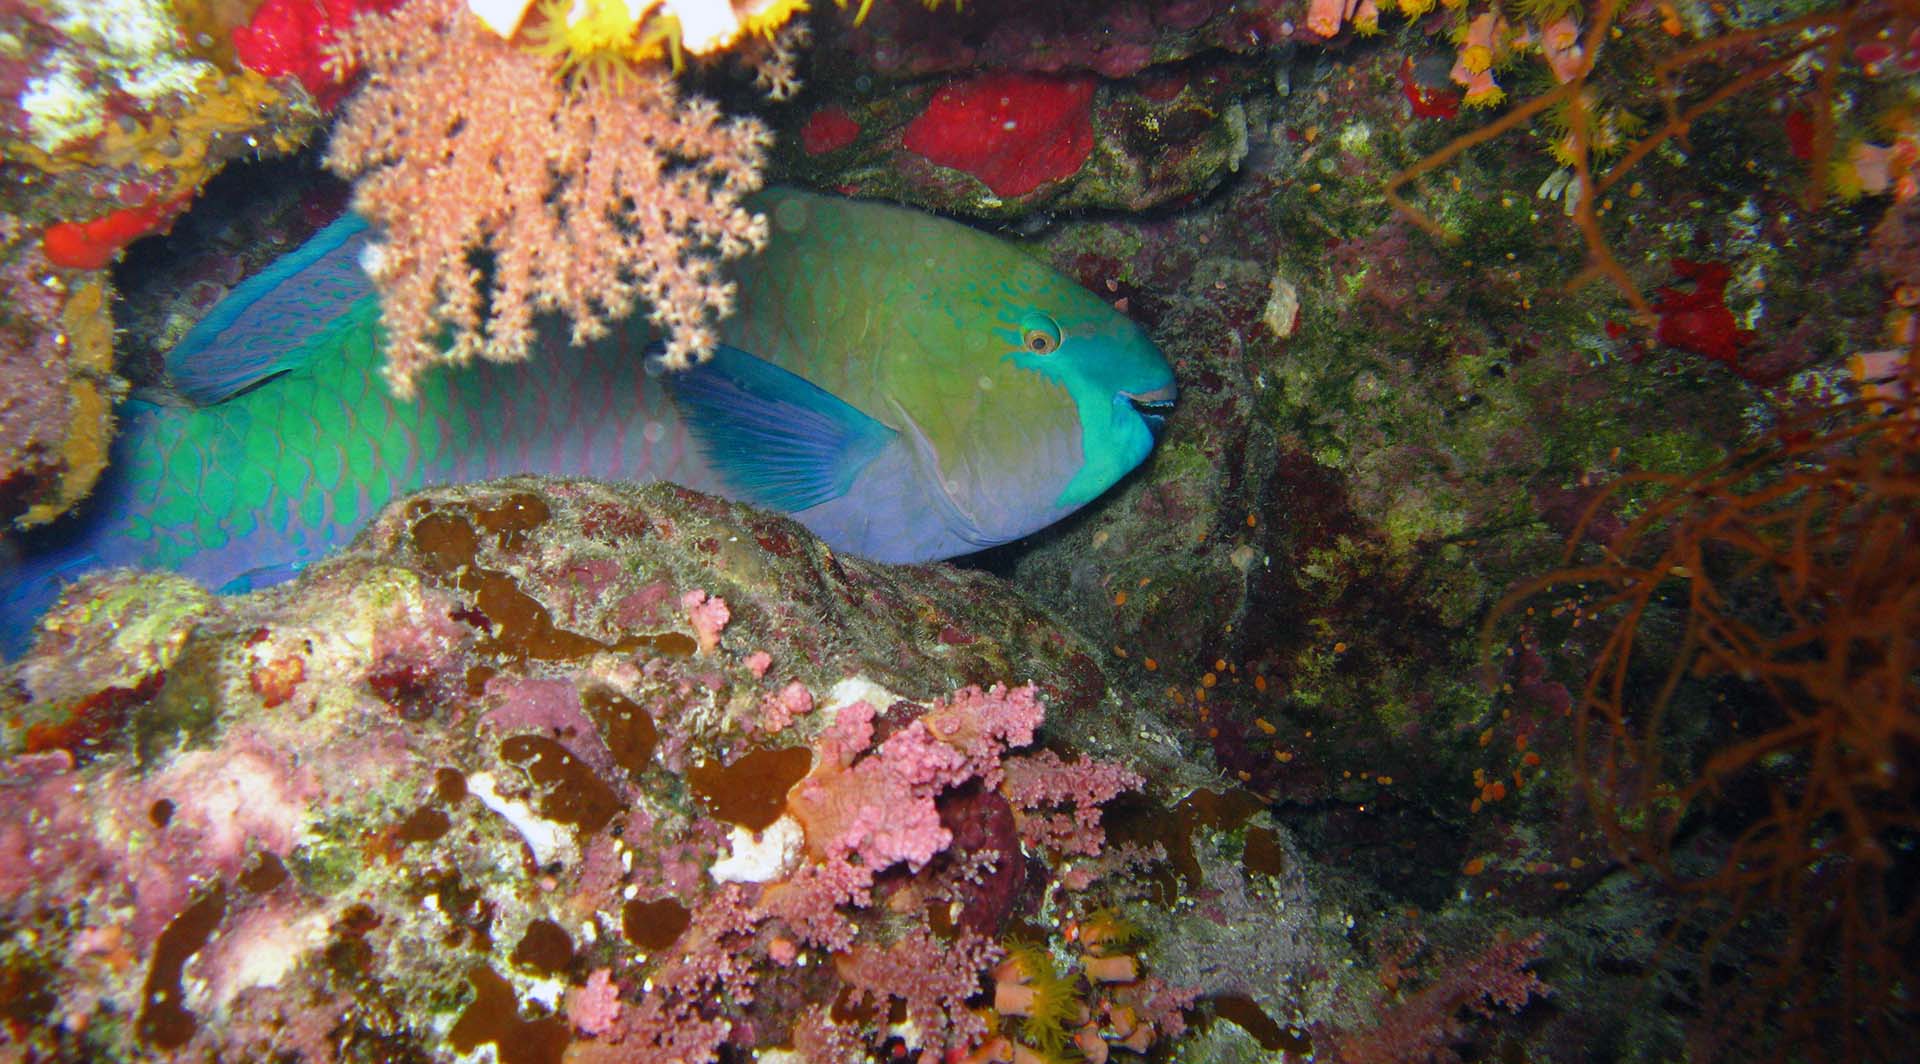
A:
[709,814,803,884]
[27,0,215,152]
[469,771,572,866]
[664,0,742,55]
[821,676,905,717]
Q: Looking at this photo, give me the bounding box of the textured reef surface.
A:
[6,1,1919,1062]
[5,480,1449,1061]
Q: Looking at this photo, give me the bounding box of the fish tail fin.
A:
[0,534,96,660]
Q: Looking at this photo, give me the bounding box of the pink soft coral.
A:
[766,685,1049,949]
[789,685,1044,871]
[324,0,771,396]
[1001,750,1143,856]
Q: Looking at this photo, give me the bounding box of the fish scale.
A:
[3,190,1175,654]
[7,298,715,640]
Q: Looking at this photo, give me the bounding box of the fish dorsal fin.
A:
[666,344,897,512]
[164,213,377,406]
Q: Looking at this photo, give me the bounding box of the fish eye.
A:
[1019,313,1062,355]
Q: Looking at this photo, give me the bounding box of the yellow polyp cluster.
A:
[978,916,1170,1062]
[1541,90,1641,166]
[1462,83,1506,109]
[514,0,808,83]
[1848,284,1919,412]
[738,0,811,38]
[524,0,674,84]
[992,944,1083,1057]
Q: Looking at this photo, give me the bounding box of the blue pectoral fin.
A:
[665,344,897,512]
[165,212,378,405]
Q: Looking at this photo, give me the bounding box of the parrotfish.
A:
[2,189,1175,652]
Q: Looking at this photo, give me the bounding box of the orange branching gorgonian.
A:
[1487,384,1920,1058]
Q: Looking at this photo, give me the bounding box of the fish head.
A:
[723,189,1176,561]
[883,260,1176,553]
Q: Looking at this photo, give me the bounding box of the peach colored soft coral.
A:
[325,0,772,397]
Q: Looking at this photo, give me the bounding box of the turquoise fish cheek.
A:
[1056,395,1154,507]
[1004,320,1169,510]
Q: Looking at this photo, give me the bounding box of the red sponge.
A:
[903,72,1096,198]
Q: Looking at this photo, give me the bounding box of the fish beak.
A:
[1123,383,1178,438]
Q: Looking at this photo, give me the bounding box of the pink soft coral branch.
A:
[324,0,772,397]
[769,684,1049,947]
[1001,749,1144,857]
[791,684,1045,870]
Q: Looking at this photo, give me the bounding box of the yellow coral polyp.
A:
[1076,906,1138,954]
[1549,132,1581,168]
[1588,118,1622,156]
[567,0,651,53]
[737,0,808,38]
[1464,82,1507,108]
[1459,43,1493,73]
[1399,0,1436,17]
[526,0,664,85]
[991,944,1082,1057]
[994,942,1055,986]
[519,0,804,83]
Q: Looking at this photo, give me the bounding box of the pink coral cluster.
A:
[789,684,1044,873]
[323,0,773,396]
[1001,749,1144,856]
[838,926,1003,1049]
[1322,932,1550,1062]
[757,679,813,732]
[679,589,731,654]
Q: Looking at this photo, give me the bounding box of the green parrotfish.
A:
[2,189,1175,652]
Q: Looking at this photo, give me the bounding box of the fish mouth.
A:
[1123,383,1178,437]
